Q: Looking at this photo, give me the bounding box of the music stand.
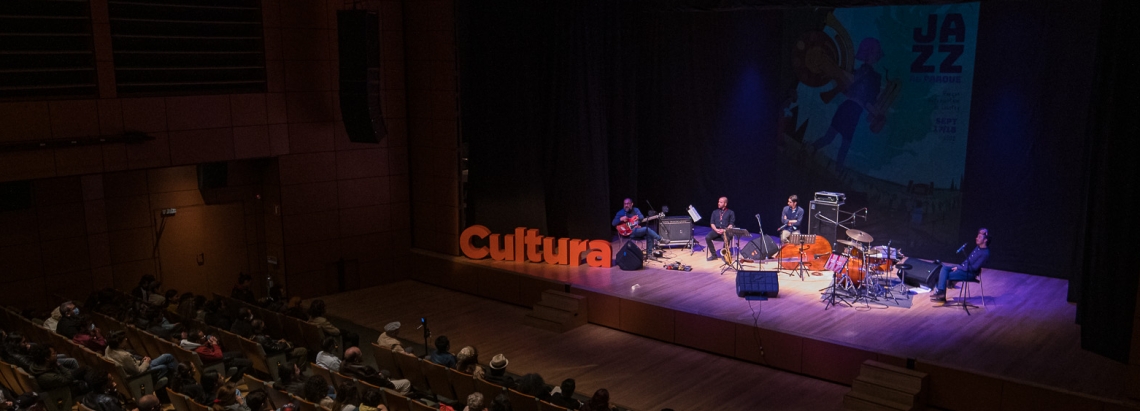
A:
[821,253,853,309]
[719,227,750,274]
[786,233,814,281]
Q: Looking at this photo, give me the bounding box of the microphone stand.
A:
[419,317,430,358]
[754,214,772,258]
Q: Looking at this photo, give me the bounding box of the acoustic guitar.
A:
[616,213,664,237]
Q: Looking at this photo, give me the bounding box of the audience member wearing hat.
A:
[483,354,516,389]
[375,322,412,355]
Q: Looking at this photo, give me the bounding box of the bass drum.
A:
[841,246,866,286]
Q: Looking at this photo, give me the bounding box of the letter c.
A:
[460,225,491,259]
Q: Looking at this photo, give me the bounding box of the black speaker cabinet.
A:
[899,258,943,287]
[659,216,693,244]
[740,235,779,259]
[337,10,386,144]
[808,201,840,246]
[616,241,644,271]
[737,270,780,299]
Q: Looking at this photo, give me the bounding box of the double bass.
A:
[762,235,833,272]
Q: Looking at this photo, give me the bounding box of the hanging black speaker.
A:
[337,10,386,144]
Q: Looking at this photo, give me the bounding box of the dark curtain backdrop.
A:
[458,0,1132,361]
[461,0,1100,274]
[1075,0,1139,363]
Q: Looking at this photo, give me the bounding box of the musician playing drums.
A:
[930,228,990,303]
[778,195,804,244]
[613,198,663,246]
[705,197,736,261]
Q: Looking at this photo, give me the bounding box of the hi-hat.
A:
[837,239,863,248]
[846,229,874,243]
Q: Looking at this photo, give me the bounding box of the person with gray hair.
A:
[463,392,486,411]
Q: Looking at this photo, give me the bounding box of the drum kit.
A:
[822,228,907,309]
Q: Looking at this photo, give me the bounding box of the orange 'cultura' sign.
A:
[459,225,612,268]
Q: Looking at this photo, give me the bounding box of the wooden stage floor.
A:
[451,231,1128,402]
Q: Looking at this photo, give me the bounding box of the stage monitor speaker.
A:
[337,10,386,144]
[616,241,644,271]
[899,258,943,287]
[740,236,779,259]
[737,270,780,299]
[809,201,840,246]
[197,162,228,190]
[659,216,692,243]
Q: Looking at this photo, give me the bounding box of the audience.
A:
[28,344,87,395]
[232,273,257,304]
[340,347,412,395]
[137,394,163,411]
[330,380,361,411]
[427,335,456,369]
[456,346,484,379]
[549,378,582,410]
[275,363,305,395]
[300,375,333,408]
[315,337,341,372]
[250,319,308,371]
[80,370,123,411]
[105,330,178,380]
[171,363,213,405]
[308,300,358,348]
[212,382,250,411]
[230,307,255,338]
[581,388,617,411]
[284,297,308,321]
[484,354,514,388]
[358,389,388,411]
[375,322,412,355]
[515,373,551,401]
[72,316,107,351]
[180,328,251,381]
[490,394,511,411]
[42,306,62,331]
[463,393,486,411]
[245,391,272,411]
[55,301,83,339]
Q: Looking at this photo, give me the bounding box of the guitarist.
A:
[612,198,663,247]
[778,195,804,244]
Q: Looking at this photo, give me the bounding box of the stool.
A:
[945,273,986,315]
[894,263,912,294]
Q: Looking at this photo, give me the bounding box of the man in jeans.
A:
[930,228,990,303]
[104,331,178,380]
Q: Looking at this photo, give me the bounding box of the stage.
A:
[410,227,1132,410]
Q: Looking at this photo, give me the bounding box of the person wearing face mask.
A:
[55,301,84,339]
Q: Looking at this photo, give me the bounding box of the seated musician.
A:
[705,196,736,261]
[930,228,990,303]
[778,195,804,244]
[612,198,663,248]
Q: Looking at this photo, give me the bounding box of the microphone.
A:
[956,243,967,254]
[755,214,761,218]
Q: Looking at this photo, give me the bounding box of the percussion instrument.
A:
[846,229,874,243]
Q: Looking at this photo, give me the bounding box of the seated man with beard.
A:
[339,347,411,396]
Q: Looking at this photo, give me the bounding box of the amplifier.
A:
[659,216,693,244]
[814,191,846,205]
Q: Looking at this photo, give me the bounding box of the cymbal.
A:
[846,229,874,243]
[836,239,863,248]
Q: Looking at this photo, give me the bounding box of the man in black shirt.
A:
[705,197,736,261]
